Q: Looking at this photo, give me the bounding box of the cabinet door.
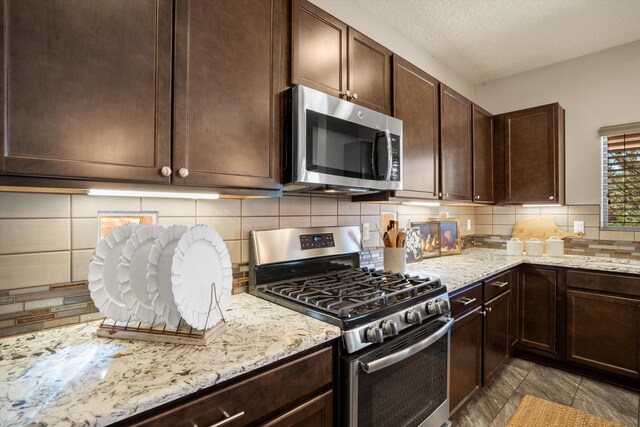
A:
[519,268,557,353]
[472,104,494,203]
[440,85,472,201]
[291,0,347,98]
[509,269,520,351]
[503,103,565,204]
[450,307,482,416]
[567,289,640,378]
[173,0,283,189]
[0,0,172,183]
[347,28,392,114]
[392,56,439,199]
[483,290,510,381]
[262,390,333,427]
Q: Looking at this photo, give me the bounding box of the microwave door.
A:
[375,130,391,181]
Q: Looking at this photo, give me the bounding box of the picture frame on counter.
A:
[411,221,441,259]
[433,218,461,256]
[404,226,423,263]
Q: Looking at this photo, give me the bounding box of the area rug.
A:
[506,395,625,427]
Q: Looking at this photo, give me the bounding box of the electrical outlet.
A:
[573,220,584,233]
[362,223,370,240]
[467,219,472,231]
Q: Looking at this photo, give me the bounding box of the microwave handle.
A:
[384,129,392,181]
[360,317,454,374]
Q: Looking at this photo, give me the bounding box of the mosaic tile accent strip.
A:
[474,234,640,259]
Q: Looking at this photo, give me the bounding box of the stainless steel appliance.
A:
[284,85,403,195]
[250,226,452,427]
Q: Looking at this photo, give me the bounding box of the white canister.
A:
[506,238,524,256]
[384,247,407,274]
[546,236,564,257]
[525,238,543,257]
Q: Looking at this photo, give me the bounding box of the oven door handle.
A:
[360,317,454,374]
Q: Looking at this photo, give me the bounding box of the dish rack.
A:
[97,282,228,346]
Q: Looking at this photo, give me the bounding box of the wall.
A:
[309,0,476,101]
[0,191,476,337]
[475,204,640,258]
[476,40,640,205]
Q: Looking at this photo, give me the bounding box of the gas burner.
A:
[258,267,441,319]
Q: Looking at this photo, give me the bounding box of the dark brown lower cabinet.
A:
[125,346,333,427]
[509,269,519,351]
[567,289,640,379]
[450,306,482,415]
[483,290,511,381]
[519,267,557,354]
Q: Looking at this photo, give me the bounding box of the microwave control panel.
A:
[390,135,400,181]
[300,233,335,250]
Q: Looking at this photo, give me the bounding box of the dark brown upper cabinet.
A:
[172,0,284,190]
[392,56,439,199]
[472,105,494,203]
[347,28,392,114]
[292,0,392,114]
[440,85,473,202]
[291,0,347,99]
[0,0,173,183]
[496,103,565,204]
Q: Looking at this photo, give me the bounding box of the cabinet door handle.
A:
[490,281,509,288]
[480,307,492,316]
[160,166,172,177]
[475,195,480,200]
[178,168,190,178]
[456,297,477,306]
[197,410,245,427]
[549,195,555,200]
[352,92,358,100]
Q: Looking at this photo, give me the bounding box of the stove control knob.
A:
[381,320,399,336]
[405,309,423,325]
[365,326,385,344]
[426,299,450,315]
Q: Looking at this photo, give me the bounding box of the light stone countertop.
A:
[406,248,640,292]
[0,293,341,427]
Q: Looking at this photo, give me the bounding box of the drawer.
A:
[130,347,333,427]
[450,283,482,318]
[484,270,511,301]
[567,270,640,298]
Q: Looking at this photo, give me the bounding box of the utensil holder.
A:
[384,247,406,274]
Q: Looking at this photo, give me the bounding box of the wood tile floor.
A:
[451,358,640,427]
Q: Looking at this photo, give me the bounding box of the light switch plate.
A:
[573,220,584,233]
[362,223,370,240]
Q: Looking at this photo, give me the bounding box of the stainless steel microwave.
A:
[284,85,402,195]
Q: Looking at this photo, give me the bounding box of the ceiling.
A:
[355,0,640,85]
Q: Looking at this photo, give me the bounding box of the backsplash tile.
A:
[0,193,70,218]
[0,219,70,254]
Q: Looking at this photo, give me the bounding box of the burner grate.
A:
[258,268,440,318]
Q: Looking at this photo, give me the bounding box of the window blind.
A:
[602,131,640,228]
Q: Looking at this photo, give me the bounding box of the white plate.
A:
[118,225,166,323]
[147,225,189,326]
[171,225,232,330]
[88,224,141,321]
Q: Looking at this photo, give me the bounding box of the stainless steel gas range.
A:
[249,226,453,427]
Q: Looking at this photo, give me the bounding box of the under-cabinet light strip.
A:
[87,189,220,200]
[402,201,441,207]
[521,204,562,208]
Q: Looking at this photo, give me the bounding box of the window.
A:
[601,122,640,230]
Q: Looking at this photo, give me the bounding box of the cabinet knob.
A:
[445,193,449,197]
[549,195,555,200]
[345,89,351,100]
[178,168,190,178]
[352,92,358,100]
[475,195,481,200]
[438,192,443,198]
[160,166,172,177]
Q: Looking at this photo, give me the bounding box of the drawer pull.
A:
[490,281,509,288]
[199,410,245,427]
[456,297,477,306]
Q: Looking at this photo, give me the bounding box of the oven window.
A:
[306,110,386,180]
[356,334,448,427]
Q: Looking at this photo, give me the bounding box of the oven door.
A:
[343,317,453,427]
[292,85,402,191]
